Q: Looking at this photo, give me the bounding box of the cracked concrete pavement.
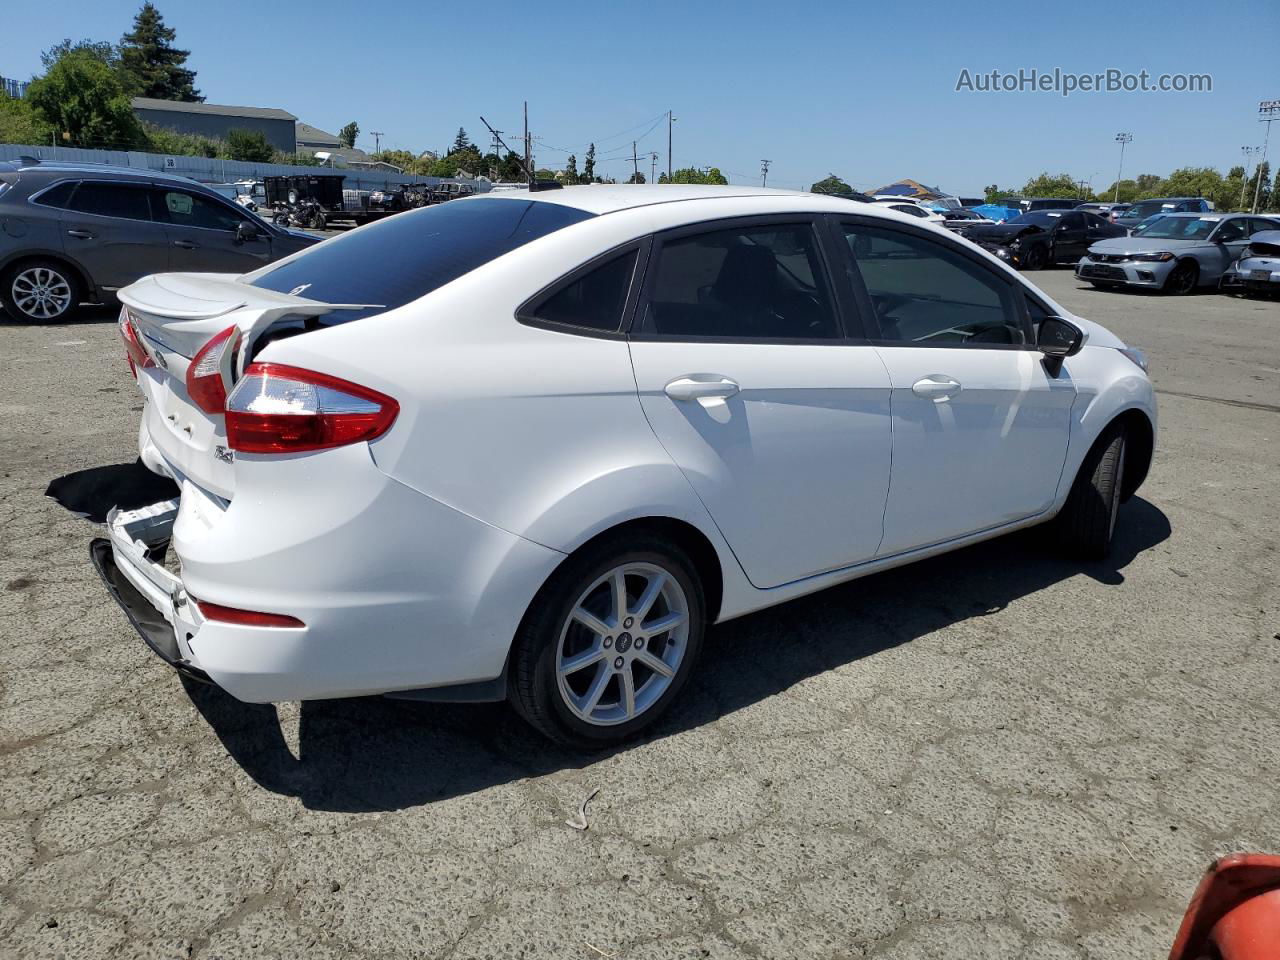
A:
[1,272,1277,959]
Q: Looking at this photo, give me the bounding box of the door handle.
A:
[912,375,962,401]
[172,240,197,250]
[664,376,740,401]
[66,229,94,239]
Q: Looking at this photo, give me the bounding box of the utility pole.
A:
[760,159,771,187]
[667,110,675,181]
[630,141,641,183]
[523,101,532,185]
[1113,132,1133,203]
[1241,145,1259,210]
[1252,99,1279,214]
[370,131,384,153]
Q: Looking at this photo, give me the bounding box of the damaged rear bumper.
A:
[89,499,210,683]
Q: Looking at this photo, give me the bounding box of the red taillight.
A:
[119,307,154,378]
[224,362,399,454]
[194,598,305,628]
[186,325,241,415]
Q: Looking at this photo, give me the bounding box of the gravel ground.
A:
[0,270,1277,959]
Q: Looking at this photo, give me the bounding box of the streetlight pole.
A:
[1113,132,1133,203]
[760,159,771,187]
[1251,99,1279,214]
[1240,145,1259,210]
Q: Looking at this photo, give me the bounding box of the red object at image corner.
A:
[1169,854,1280,960]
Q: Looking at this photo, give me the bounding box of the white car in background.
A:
[869,197,947,224]
[97,186,1156,747]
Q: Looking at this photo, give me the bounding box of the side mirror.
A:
[235,221,260,244]
[1038,316,1084,375]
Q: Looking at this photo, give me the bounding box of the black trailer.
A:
[263,174,396,228]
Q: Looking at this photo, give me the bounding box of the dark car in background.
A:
[961,209,1125,269]
[1114,197,1212,233]
[0,160,319,322]
[996,196,1083,214]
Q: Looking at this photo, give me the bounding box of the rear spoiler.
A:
[119,272,382,322]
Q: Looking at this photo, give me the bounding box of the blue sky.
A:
[2,0,1276,195]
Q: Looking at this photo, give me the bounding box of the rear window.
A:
[247,197,594,323]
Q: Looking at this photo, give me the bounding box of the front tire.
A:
[1057,425,1127,560]
[1020,245,1047,270]
[2,260,82,322]
[510,533,706,748]
[1163,260,1199,295]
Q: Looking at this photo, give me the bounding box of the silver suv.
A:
[0,160,319,321]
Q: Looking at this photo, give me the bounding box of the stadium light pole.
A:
[1113,132,1133,203]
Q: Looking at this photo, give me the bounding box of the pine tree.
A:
[119,3,201,102]
[338,121,359,149]
[584,143,596,183]
[453,127,471,153]
[565,154,578,184]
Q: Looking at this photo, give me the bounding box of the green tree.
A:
[143,121,224,157]
[0,92,53,145]
[119,3,201,101]
[41,38,141,97]
[1250,161,1272,211]
[338,121,359,149]
[1134,173,1162,195]
[564,153,578,184]
[627,171,646,184]
[370,149,416,171]
[453,127,471,153]
[669,166,728,185]
[226,128,274,162]
[1020,172,1080,198]
[810,174,856,197]
[26,52,147,149]
[427,146,484,178]
[583,143,596,182]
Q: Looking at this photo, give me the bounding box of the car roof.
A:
[1157,211,1242,218]
[11,160,201,187]
[472,184,835,216]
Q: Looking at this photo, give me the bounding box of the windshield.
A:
[1131,215,1165,235]
[246,197,594,323]
[1008,212,1062,227]
[1135,217,1218,240]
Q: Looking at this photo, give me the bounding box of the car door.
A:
[59,180,171,291]
[151,187,274,273]
[627,216,892,589]
[1051,212,1088,261]
[835,217,1075,558]
[1203,217,1250,281]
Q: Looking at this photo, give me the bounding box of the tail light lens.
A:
[186,325,241,415]
[119,307,154,378]
[224,363,399,454]
[194,598,304,628]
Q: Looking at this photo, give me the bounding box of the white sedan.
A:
[99,185,1156,747]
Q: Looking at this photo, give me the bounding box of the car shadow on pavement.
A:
[184,497,1170,812]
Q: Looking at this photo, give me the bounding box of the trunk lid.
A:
[118,272,381,499]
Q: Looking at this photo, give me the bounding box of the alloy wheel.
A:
[11,267,72,319]
[555,562,689,727]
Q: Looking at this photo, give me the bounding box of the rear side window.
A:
[525,250,637,333]
[31,180,77,208]
[155,190,246,232]
[637,222,840,340]
[248,198,594,324]
[66,182,153,221]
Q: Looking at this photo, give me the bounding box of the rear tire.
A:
[2,259,82,322]
[509,533,706,748]
[1057,425,1127,560]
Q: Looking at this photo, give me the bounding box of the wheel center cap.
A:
[615,632,633,654]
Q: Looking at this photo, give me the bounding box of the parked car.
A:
[961,209,1126,269]
[997,197,1082,213]
[1219,229,1280,297]
[1114,197,1211,232]
[96,186,1155,747]
[0,160,319,322]
[1076,212,1280,294]
[939,208,995,231]
[1077,201,1131,222]
[870,198,946,223]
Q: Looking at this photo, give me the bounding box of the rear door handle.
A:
[912,375,962,401]
[66,229,94,239]
[172,240,197,249]
[664,376,740,401]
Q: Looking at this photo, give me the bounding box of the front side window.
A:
[66,182,152,222]
[842,223,1025,346]
[155,190,247,232]
[637,222,840,340]
[527,250,637,333]
[247,198,594,325]
[1211,219,1247,242]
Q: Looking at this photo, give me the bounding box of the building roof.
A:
[131,97,297,121]
[295,121,342,146]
